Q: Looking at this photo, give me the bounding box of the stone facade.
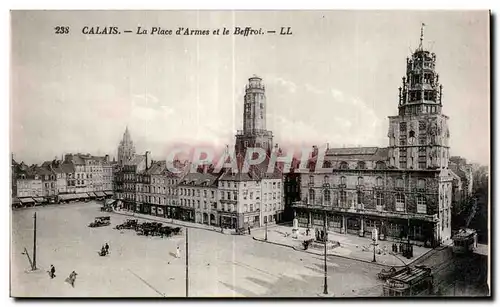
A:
[291,31,453,246]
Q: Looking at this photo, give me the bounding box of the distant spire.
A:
[419,23,426,50]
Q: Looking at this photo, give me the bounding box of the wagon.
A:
[88,216,111,228]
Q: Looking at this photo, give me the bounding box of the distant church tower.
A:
[235,76,273,156]
[117,126,136,165]
[388,24,450,170]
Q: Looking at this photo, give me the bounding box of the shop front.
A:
[243,213,260,228]
[179,207,195,222]
[219,214,238,229]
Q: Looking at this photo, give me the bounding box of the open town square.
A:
[11,201,487,297]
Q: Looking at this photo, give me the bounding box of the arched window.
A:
[323,189,331,204]
[357,191,364,205]
[357,161,366,170]
[340,176,346,185]
[339,191,347,207]
[308,189,315,204]
[375,161,386,169]
[339,161,349,170]
[418,179,426,190]
[417,195,426,214]
[395,193,405,212]
[309,175,314,184]
[323,161,332,168]
[396,178,404,189]
[358,177,364,186]
[376,177,383,187]
[324,175,329,185]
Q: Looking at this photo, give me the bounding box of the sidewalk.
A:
[112,209,233,235]
[252,225,434,268]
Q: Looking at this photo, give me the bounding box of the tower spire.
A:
[419,23,425,50]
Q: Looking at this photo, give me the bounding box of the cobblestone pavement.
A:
[11,202,386,297]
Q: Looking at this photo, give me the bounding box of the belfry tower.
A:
[235,76,273,156]
[387,24,450,170]
[117,126,136,165]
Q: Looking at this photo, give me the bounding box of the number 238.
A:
[54,26,70,34]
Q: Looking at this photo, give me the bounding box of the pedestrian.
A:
[248,226,251,235]
[306,228,310,236]
[105,243,110,255]
[100,245,106,256]
[66,271,77,288]
[176,246,181,258]
[48,265,56,279]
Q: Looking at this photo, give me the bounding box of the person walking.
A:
[176,246,181,258]
[48,265,56,279]
[248,226,251,235]
[105,243,110,255]
[66,271,78,288]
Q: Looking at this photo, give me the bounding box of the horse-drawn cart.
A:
[88,216,111,228]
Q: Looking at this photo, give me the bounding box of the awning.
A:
[60,194,78,200]
[105,199,117,206]
[96,191,106,197]
[19,197,35,203]
[12,197,20,204]
[33,197,45,203]
[77,193,87,198]
[104,191,113,196]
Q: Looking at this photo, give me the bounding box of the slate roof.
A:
[145,161,167,175]
[61,163,75,174]
[179,172,219,188]
[125,154,146,166]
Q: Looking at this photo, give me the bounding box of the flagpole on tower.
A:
[419,23,426,50]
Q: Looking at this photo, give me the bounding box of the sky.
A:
[10,10,490,165]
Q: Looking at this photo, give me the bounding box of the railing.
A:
[291,201,438,222]
[236,129,273,136]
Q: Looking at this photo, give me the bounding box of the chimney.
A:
[105,154,109,163]
[145,151,152,169]
[312,145,319,158]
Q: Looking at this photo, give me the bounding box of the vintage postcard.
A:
[10,10,490,298]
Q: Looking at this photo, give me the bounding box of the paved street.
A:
[11,202,385,297]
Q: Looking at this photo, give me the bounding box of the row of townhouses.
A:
[11,154,116,206]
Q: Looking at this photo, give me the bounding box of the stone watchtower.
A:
[387,24,450,170]
[235,76,273,156]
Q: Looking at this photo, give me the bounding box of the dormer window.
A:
[357,161,366,170]
[375,161,386,170]
[339,162,348,170]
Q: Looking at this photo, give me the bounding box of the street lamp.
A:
[265,220,268,241]
[323,211,328,295]
[372,228,378,263]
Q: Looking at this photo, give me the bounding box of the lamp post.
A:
[32,212,37,271]
[372,228,378,263]
[185,228,189,297]
[265,220,268,241]
[323,211,328,295]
